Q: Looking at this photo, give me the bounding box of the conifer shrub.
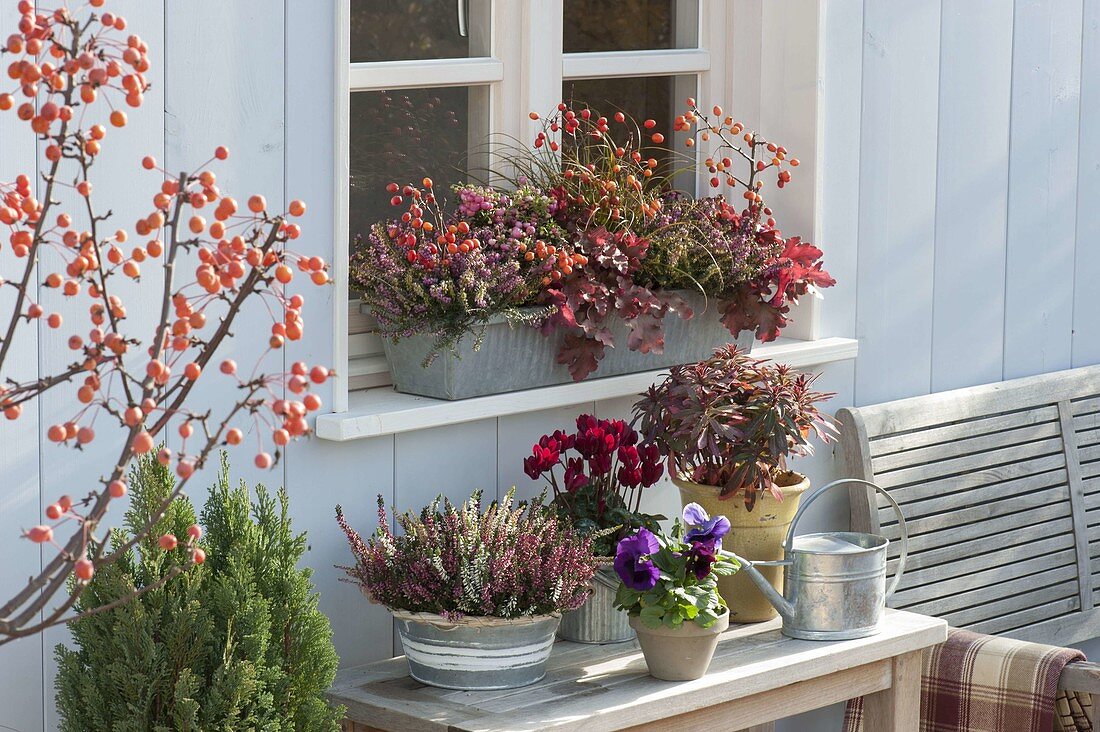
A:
[54,453,343,731]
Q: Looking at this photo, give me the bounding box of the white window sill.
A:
[317,337,857,442]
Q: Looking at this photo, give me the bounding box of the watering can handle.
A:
[783,478,908,600]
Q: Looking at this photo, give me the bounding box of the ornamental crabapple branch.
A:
[0,2,333,641]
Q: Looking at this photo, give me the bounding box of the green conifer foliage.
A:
[55,453,343,731]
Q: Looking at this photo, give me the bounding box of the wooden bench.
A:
[837,365,1100,721]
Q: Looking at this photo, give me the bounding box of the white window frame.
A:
[332,0,822,412]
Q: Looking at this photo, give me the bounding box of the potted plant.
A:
[633,345,836,622]
[336,489,596,690]
[523,414,665,643]
[351,101,834,399]
[613,503,740,681]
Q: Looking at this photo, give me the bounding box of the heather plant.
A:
[336,489,596,619]
[55,453,342,731]
[524,413,664,557]
[613,503,740,630]
[633,345,836,508]
[352,180,581,362]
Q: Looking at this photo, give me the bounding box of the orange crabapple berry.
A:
[132,430,154,454]
[141,155,156,170]
[176,460,194,479]
[73,559,94,581]
[5,405,22,420]
[58,494,73,511]
[215,146,229,160]
[219,359,236,375]
[254,452,272,469]
[27,525,52,543]
[192,547,206,564]
[225,427,243,445]
[157,447,172,466]
[178,421,194,439]
[108,480,127,498]
[158,533,178,551]
[187,524,202,541]
[247,195,266,213]
[45,503,62,520]
[110,110,127,127]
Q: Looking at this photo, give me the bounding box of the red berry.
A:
[158,533,178,551]
[73,558,94,581]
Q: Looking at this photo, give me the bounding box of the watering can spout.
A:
[733,557,795,623]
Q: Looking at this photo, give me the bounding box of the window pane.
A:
[349,87,488,270]
[351,0,490,63]
[563,0,698,53]
[562,75,697,193]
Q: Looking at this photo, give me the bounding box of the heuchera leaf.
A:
[556,333,605,381]
[719,287,788,342]
[626,312,665,354]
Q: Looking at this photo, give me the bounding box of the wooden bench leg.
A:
[860,651,922,731]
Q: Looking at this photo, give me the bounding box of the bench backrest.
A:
[837,366,1100,646]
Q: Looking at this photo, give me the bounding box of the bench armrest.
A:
[1058,661,1100,694]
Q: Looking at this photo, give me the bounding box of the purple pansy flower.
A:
[614,527,660,591]
[683,541,718,580]
[682,502,731,547]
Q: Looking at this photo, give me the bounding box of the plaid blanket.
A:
[844,629,1091,732]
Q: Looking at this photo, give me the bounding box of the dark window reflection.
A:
[351,0,490,62]
[563,0,698,53]
[349,87,486,255]
[562,75,696,193]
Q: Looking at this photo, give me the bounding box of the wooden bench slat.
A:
[874,454,1068,505]
[874,438,1066,489]
[941,580,1081,629]
[903,565,1080,618]
[1074,410,1100,433]
[890,517,1076,571]
[871,420,1063,473]
[1072,395,1100,417]
[869,407,1060,456]
[877,492,1071,543]
[892,533,1077,590]
[876,470,1068,521]
[967,596,1081,637]
[875,501,1073,554]
[891,549,1079,606]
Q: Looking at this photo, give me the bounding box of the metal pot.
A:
[393,611,560,690]
[558,564,634,644]
[731,479,908,640]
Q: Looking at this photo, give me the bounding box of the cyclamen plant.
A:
[634,345,836,509]
[613,503,740,629]
[0,2,331,643]
[523,413,664,557]
[336,489,596,620]
[352,180,581,362]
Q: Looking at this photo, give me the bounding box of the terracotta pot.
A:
[674,472,810,623]
[628,609,729,681]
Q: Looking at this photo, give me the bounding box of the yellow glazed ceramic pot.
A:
[674,471,810,623]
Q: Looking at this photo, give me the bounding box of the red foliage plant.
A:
[633,345,836,510]
[0,1,330,643]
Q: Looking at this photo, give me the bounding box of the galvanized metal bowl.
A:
[393,611,561,690]
[558,564,634,644]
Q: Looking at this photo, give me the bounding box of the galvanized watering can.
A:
[732,479,908,641]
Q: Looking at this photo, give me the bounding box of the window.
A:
[334,1,816,409]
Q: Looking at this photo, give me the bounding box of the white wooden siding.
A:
[2,2,1100,732]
